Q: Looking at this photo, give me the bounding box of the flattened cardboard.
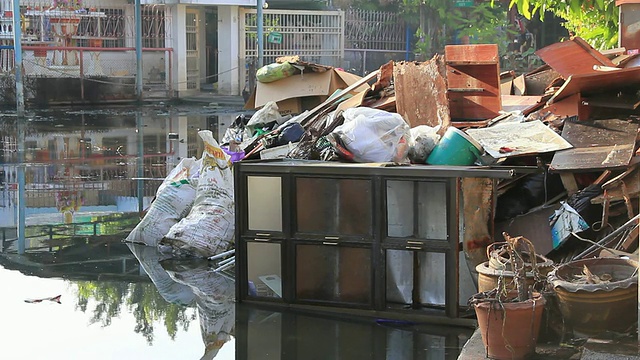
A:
[466,120,573,158]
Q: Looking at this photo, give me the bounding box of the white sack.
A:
[163,131,235,258]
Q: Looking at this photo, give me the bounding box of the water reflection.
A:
[0,105,238,253]
[0,106,474,359]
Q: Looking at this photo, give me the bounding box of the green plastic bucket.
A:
[426,126,484,165]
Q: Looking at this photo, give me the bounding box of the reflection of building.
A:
[0,110,236,238]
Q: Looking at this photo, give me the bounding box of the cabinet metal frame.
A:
[235,160,522,323]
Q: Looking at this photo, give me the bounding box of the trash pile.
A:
[232,40,639,261]
[232,39,640,341]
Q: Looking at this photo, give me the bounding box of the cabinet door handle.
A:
[254,238,270,242]
[324,236,340,240]
[406,246,422,250]
[407,241,423,245]
[323,242,338,246]
[256,233,272,237]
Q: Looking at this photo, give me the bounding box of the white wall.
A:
[217,5,240,95]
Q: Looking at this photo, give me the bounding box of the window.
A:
[142,5,166,48]
[76,8,125,48]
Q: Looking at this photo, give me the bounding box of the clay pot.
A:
[548,257,638,335]
[476,253,554,293]
[474,292,545,360]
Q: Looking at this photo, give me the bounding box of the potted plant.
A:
[469,233,546,360]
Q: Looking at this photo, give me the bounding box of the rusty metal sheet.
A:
[549,66,640,104]
[393,58,450,129]
[466,120,573,158]
[550,119,639,172]
[461,177,495,270]
[535,37,616,78]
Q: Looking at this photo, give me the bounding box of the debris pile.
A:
[234,37,640,340]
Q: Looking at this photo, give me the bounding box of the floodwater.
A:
[0,105,473,360]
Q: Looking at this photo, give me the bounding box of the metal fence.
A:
[344,7,409,76]
[239,8,345,91]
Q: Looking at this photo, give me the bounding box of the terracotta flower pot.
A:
[474,292,545,360]
[548,257,638,335]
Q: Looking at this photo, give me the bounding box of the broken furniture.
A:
[445,44,502,121]
[234,160,536,325]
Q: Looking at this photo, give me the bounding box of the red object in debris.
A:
[499,146,516,153]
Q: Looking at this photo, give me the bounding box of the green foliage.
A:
[509,0,618,49]
[75,281,194,345]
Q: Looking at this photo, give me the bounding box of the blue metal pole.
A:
[257,0,264,67]
[136,113,144,213]
[405,25,411,61]
[135,0,143,101]
[12,0,24,115]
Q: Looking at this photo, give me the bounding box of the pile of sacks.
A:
[124,130,235,258]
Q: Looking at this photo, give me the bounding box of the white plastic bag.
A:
[124,157,200,247]
[332,108,411,163]
[408,125,441,163]
[163,131,235,258]
[247,101,281,127]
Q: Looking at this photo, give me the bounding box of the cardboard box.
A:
[245,68,367,115]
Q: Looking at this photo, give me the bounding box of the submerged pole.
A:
[16,119,25,254]
[136,113,144,213]
[12,0,24,115]
[135,0,143,101]
[256,0,264,67]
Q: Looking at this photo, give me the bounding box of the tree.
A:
[510,0,618,49]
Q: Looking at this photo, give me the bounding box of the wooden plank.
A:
[501,95,542,113]
[549,66,640,104]
[394,57,450,128]
[560,173,579,195]
[297,69,379,126]
[445,44,499,63]
[550,119,639,172]
[538,93,591,120]
[535,37,616,78]
[513,75,526,95]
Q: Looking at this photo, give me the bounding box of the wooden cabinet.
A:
[445,44,502,121]
[235,161,518,324]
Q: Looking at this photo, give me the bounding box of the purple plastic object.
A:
[222,146,245,163]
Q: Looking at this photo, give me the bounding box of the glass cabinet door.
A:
[295,177,372,239]
[295,243,372,304]
[385,249,446,310]
[247,176,283,233]
[246,241,283,299]
[386,180,448,240]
